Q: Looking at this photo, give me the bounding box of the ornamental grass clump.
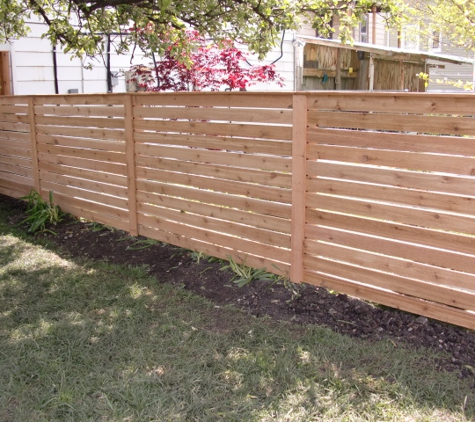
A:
[19,190,63,235]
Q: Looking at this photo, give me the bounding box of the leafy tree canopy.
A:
[404,0,475,52]
[0,0,403,60]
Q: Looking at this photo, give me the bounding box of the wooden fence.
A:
[1,91,475,330]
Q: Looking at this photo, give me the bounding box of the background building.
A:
[1,15,473,95]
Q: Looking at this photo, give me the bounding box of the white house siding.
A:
[298,21,318,38]
[2,18,147,95]
[387,30,400,49]
[6,22,57,95]
[426,45,474,92]
[1,17,295,95]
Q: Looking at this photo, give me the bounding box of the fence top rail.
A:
[2,92,295,99]
[2,91,475,98]
[2,91,475,109]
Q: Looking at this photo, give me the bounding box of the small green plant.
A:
[19,190,63,235]
[189,250,225,265]
[87,222,108,232]
[170,248,189,260]
[87,222,118,234]
[189,250,210,264]
[220,255,278,288]
[126,238,160,250]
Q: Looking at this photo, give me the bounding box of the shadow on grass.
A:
[0,201,473,421]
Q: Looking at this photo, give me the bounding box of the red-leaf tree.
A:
[128,30,285,92]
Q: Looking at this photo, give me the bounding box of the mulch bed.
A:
[2,193,475,384]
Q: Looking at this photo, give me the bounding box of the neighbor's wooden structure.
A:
[301,42,426,91]
[298,37,473,92]
[1,91,475,330]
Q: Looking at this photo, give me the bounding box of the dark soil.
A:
[3,193,475,384]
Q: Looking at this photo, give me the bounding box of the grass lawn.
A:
[0,203,474,421]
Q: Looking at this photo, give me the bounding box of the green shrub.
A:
[19,190,63,235]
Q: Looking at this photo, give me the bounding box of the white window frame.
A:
[359,15,369,43]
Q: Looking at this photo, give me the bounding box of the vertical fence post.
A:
[27,97,41,194]
[124,94,138,236]
[290,94,308,284]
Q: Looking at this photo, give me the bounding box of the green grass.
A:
[0,202,474,421]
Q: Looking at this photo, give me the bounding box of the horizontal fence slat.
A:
[308,210,475,257]
[0,130,31,142]
[138,201,290,250]
[35,115,125,129]
[39,162,127,186]
[307,92,475,115]
[34,105,124,118]
[38,153,127,176]
[134,119,293,141]
[306,223,475,275]
[303,270,475,331]
[0,146,31,159]
[135,144,291,174]
[136,156,292,188]
[312,178,475,215]
[138,224,290,278]
[37,143,126,164]
[306,239,475,293]
[33,94,125,106]
[36,125,125,141]
[136,182,291,220]
[138,211,291,267]
[308,194,475,236]
[135,105,293,124]
[309,111,475,136]
[135,132,292,155]
[0,96,29,105]
[0,113,29,124]
[140,192,290,237]
[304,256,475,312]
[0,155,32,170]
[0,178,33,197]
[310,161,475,197]
[52,191,130,226]
[136,170,291,204]
[0,162,33,178]
[309,127,475,156]
[0,121,29,133]
[0,137,31,150]
[134,92,293,109]
[309,144,475,175]
[41,179,129,210]
[37,133,125,153]
[136,190,291,234]
[0,105,29,114]
[40,169,127,196]
[0,171,32,186]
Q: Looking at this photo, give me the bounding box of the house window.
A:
[429,30,441,52]
[360,15,368,43]
[402,24,420,50]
